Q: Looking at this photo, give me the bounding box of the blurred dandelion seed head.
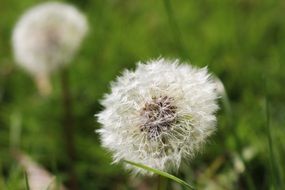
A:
[97,58,219,174]
[12,2,88,76]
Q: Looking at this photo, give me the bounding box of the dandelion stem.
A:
[157,175,167,190]
[157,175,161,190]
[60,68,78,190]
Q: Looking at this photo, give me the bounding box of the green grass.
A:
[0,0,285,189]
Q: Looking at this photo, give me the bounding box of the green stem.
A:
[264,79,280,189]
[24,171,30,190]
[157,175,161,190]
[60,68,78,190]
[157,175,167,190]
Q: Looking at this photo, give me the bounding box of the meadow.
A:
[0,0,285,189]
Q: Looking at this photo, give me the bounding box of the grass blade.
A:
[264,82,280,189]
[124,160,195,189]
[163,0,188,58]
[24,171,30,190]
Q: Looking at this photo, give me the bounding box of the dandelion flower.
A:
[12,2,88,94]
[97,58,219,174]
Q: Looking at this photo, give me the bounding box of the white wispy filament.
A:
[97,58,219,174]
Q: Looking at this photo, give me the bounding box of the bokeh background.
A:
[1,0,285,189]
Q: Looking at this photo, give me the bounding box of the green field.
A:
[0,0,285,189]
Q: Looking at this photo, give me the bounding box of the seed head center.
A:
[140,96,177,138]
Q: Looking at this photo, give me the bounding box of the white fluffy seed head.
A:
[12,2,88,76]
[97,58,219,175]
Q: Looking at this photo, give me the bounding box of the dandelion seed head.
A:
[12,2,88,76]
[139,96,177,139]
[97,58,219,174]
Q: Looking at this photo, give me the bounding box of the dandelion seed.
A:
[12,2,88,94]
[97,58,219,174]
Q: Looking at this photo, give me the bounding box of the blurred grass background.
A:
[0,0,285,189]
